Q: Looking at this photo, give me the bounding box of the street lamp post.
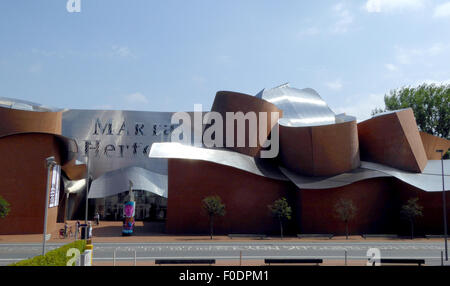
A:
[83,152,93,242]
[85,152,89,225]
[42,156,56,256]
[437,149,448,261]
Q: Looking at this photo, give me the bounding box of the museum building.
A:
[0,84,449,236]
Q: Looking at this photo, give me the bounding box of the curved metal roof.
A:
[280,160,449,192]
[0,97,61,112]
[255,84,338,127]
[149,142,288,181]
[361,160,449,192]
[280,166,389,189]
[88,166,168,199]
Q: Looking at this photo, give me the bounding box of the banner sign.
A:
[49,164,61,208]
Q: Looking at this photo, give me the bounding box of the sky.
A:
[0,0,449,120]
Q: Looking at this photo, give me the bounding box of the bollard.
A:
[442,251,444,266]
[345,250,347,266]
[240,251,242,266]
[80,250,92,266]
[134,250,137,266]
[85,244,93,265]
[113,250,116,266]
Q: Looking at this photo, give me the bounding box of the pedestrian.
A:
[64,222,68,238]
[76,220,80,238]
[95,211,100,225]
[88,222,92,239]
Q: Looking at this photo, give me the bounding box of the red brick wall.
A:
[297,178,399,235]
[166,158,296,234]
[394,179,450,235]
[0,133,62,234]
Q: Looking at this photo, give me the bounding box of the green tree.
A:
[334,198,357,240]
[202,195,226,240]
[372,83,450,140]
[400,197,423,240]
[268,197,292,240]
[0,195,10,219]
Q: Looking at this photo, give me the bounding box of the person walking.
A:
[76,220,80,239]
[64,222,68,238]
[88,222,93,239]
[95,211,100,225]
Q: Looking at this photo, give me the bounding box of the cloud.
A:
[297,26,320,38]
[125,92,148,104]
[326,79,343,91]
[394,43,447,65]
[333,93,385,122]
[111,45,133,58]
[415,78,450,85]
[385,63,398,71]
[434,2,450,18]
[365,0,425,13]
[331,3,353,33]
[28,63,42,73]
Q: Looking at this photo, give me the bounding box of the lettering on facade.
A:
[84,118,178,158]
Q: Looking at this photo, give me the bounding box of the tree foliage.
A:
[335,198,356,223]
[401,197,423,239]
[268,197,292,221]
[334,198,357,239]
[202,195,226,217]
[202,195,226,239]
[372,83,450,140]
[268,197,292,239]
[401,197,423,221]
[0,195,10,219]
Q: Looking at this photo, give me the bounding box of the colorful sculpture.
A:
[122,180,135,236]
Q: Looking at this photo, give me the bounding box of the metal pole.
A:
[437,150,448,261]
[64,191,69,224]
[134,250,137,266]
[113,250,116,266]
[345,250,347,266]
[42,157,55,256]
[85,152,89,225]
[240,251,242,266]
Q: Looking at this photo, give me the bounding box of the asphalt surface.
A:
[1,241,450,266]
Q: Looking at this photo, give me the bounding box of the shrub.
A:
[0,195,10,218]
[10,240,86,266]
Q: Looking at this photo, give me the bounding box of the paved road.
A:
[1,241,449,266]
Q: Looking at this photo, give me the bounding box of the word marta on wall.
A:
[83,118,178,158]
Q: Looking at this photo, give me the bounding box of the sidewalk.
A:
[0,220,447,244]
[93,259,369,266]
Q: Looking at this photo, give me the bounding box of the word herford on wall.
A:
[83,118,177,158]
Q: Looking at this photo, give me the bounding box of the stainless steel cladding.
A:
[255,84,337,127]
[150,142,288,181]
[62,109,179,180]
[88,166,168,199]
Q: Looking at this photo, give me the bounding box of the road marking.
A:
[91,255,444,260]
